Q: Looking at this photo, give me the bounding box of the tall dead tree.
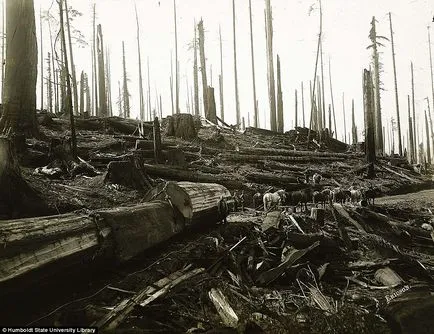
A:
[79,70,84,116]
[248,0,258,127]
[295,89,298,128]
[425,110,431,164]
[97,24,107,117]
[105,48,112,116]
[39,7,43,111]
[363,69,375,177]
[92,3,98,116]
[170,51,174,115]
[58,0,76,158]
[276,55,283,132]
[1,0,4,101]
[411,62,417,162]
[122,41,130,118]
[64,0,78,115]
[265,0,277,131]
[232,0,241,126]
[173,0,179,114]
[0,0,38,137]
[429,27,434,124]
[328,59,337,138]
[320,38,326,127]
[408,95,415,163]
[351,98,357,144]
[194,24,199,116]
[147,57,151,119]
[197,19,208,119]
[85,73,90,115]
[46,53,53,113]
[368,16,386,154]
[117,80,122,116]
[342,93,347,143]
[134,3,145,120]
[307,0,322,144]
[218,25,224,120]
[388,12,402,156]
[301,82,305,127]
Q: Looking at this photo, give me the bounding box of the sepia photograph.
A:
[0,0,433,333]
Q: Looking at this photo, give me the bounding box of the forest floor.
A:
[1,113,434,333]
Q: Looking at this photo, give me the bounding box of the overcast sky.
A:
[5,0,434,150]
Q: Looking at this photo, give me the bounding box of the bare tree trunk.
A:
[295,89,298,128]
[328,59,337,138]
[122,41,130,118]
[342,93,347,143]
[408,95,415,163]
[39,7,43,111]
[117,80,122,117]
[0,0,38,137]
[363,69,375,177]
[46,53,53,113]
[232,0,240,126]
[1,0,4,102]
[389,12,402,156]
[307,0,322,145]
[79,70,84,116]
[411,62,417,162]
[135,3,145,120]
[265,0,276,131]
[429,27,434,126]
[197,19,208,119]
[248,0,258,128]
[147,56,151,119]
[64,0,78,116]
[97,24,107,117]
[370,17,384,154]
[194,24,200,116]
[276,55,283,132]
[317,77,322,132]
[425,110,431,165]
[320,38,326,128]
[173,0,179,114]
[301,82,305,127]
[105,48,112,117]
[351,98,357,144]
[92,3,98,117]
[85,73,90,115]
[58,0,76,158]
[328,104,332,135]
[170,50,174,115]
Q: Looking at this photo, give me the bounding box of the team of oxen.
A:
[254,173,381,212]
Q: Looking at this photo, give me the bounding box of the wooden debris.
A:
[95,266,204,331]
[332,203,366,233]
[311,207,325,225]
[374,267,404,287]
[208,288,239,328]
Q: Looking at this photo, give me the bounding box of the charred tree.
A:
[351,99,357,144]
[58,0,76,159]
[425,110,431,165]
[248,0,258,128]
[97,24,107,117]
[276,55,284,132]
[408,95,415,163]
[363,69,375,178]
[0,0,38,137]
[105,48,113,117]
[194,24,200,116]
[389,12,402,156]
[232,0,240,127]
[197,19,208,119]
[85,73,90,116]
[134,3,145,120]
[64,0,78,116]
[173,0,179,114]
[265,0,276,131]
[122,41,130,118]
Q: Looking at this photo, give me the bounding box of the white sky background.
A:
[7,0,434,150]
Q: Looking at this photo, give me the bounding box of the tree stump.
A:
[105,160,152,191]
[162,149,186,167]
[0,137,48,218]
[166,113,197,140]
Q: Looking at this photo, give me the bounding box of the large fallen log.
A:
[240,146,357,158]
[144,181,231,225]
[244,171,299,186]
[218,153,346,164]
[142,163,244,189]
[0,186,228,289]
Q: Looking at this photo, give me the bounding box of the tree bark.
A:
[411,62,418,163]
[295,89,298,128]
[122,41,130,118]
[301,82,305,127]
[64,0,78,116]
[173,0,179,114]
[248,0,258,128]
[265,0,276,131]
[134,4,145,120]
[197,19,208,119]
[232,0,240,126]
[342,92,347,143]
[276,54,283,132]
[92,3,98,116]
[389,13,402,156]
[363,69,376,178]
[425,110,431,165]
[408,95,415,163]
[39,7,43,111]
[97,24,107,117]
[0,0,38,137]
[194,24,200,116]
[79,71,84,116]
